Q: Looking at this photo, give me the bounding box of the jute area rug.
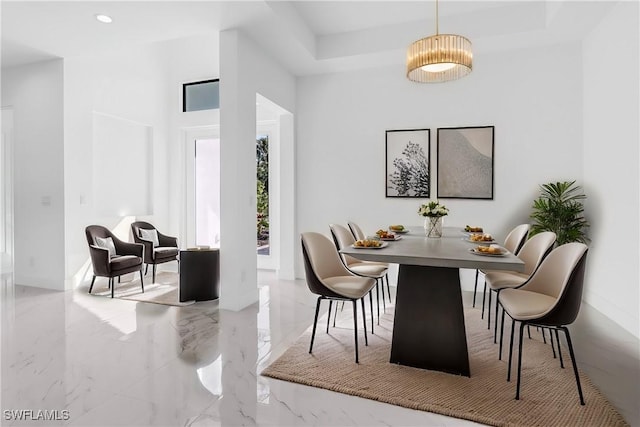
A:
[90,271,194,307]
[261,302,628,427]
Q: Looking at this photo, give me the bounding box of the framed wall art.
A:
[385,129,430,198]
[437,126,494,199]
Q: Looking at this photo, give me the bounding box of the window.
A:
[183,79,219,112]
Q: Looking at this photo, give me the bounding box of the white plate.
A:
[469,247,507,257]
[389,228,409,234]
[463,237,495,244]
[461,229,484,234]
[380,235,402,241]
[351,241,389,249]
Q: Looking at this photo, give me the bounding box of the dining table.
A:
[340,225,525,377]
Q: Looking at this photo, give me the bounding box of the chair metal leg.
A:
[152,264,157,283]
[541,328,547,344]
[516,322,526,400]
[139,270,144,292]
[369,290,374,335]
[472,269,479,307]
[352,300,359,363]
[487,287,492,329]
[333,301,339,327]
[494,290,501,343]
[309,297,322,354]
[385,274,391,303]
[555,329,564,368]
[550,328,557,358]
[361,298,368,346]
[507,318,516,381]
[110,277,115,298]
[376,280,380,325]
[481,280,487,319]
[562,326,585,405]
[379,278,386,313]
[326,300,333,333]
[118,276,121,283]
[499,308,506,360]
[145,264,149,275]
[89,276,96,294]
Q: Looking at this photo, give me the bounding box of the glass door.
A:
[194,138,221,247]
[183,127,220,249]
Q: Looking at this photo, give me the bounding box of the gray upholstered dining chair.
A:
[131,221,179,283]
[85,225,144,298]
[330,224,388,329]
[347,221,366,241]
[499,242,588,405]
[474,223,530,308]
[484,231,556,343]
[347,221,392,305]
[301,232,376,363]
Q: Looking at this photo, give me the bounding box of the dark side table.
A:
[179,248,220,302]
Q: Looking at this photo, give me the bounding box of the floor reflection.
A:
[0,270,637,426]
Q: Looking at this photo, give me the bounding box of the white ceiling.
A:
[1,1,618,75]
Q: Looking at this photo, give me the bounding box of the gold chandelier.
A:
[406,0,472,83]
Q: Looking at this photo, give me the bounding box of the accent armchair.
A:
[85,225,144,298]
[131,221,179,283]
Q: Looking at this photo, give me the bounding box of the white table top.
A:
[340,226,525,272]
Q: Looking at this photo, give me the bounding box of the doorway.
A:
[184,127,221,249]
[256,122,278,271]
[184,124,279,269]
[256,134,269,256]
[195,138,221,247]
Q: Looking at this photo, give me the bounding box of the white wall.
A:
[1,59,65,289]
[11,34,220,289]
[63,45,170,286]
[583,1,639,338]
[219,29,296,310]
[296,43,584,286]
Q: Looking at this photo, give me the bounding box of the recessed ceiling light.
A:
[95,14,113,24]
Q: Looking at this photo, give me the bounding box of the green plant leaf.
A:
[529,180,589,245]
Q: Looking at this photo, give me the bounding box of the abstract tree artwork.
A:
[385,129,430,198]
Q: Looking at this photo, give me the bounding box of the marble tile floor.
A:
[1,270,638,427]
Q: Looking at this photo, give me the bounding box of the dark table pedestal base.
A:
[390,264,470,376]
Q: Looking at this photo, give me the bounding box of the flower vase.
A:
[424,216,443,238]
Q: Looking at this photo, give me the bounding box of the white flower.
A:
[418,200,449,217]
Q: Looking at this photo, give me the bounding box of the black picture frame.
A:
[437,126,494,199]
[385,129,431,198]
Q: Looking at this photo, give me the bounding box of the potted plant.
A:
[530,180,589,245]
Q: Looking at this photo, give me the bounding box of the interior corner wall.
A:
[63,45,171,288]
[1,59,65,290]
[582,1,639,338]
[219,29,295,311]
[295,43,584,284]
